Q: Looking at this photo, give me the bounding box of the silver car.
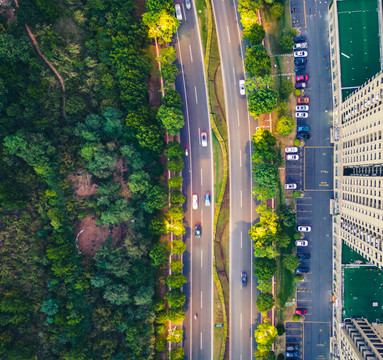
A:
[239,79,246,96]
[295,105,309,111]
[284,183,297,190]
[297,225,311,232]
[294,51,308,57]
[185,0,191,9]
[175,4,182,20]
[285,147,299,153]
[286,154,300,161]
[295,112,308,118]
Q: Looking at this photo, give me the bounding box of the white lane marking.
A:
[182,4,187,20]
[240,355,243,360]
[237,108,240,127]
[232,67,236,83]
[198,128,201,145]
[241,231,243,249]
[227,25,231,43]
[201,291,203,308]
[194,86,198,104]
[200,332,203,350]
[201,168,203,186]
[189,44,193,63]
[240,313,243,330]
[240,150,242,167]
[201,250,203,268]
[201,209,203,221]
[240,190,243,208]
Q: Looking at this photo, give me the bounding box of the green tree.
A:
[170,190,186,204]
[163,89,183,108]
[276,116,294,136]
[168,307,185,324]
[256,293,275,312]
[248,89,278,117]
[40,299,59,317]
[279,35,294,52]
[168,175,183,189]
[165,141,184,158]
[172,239,187,254]
[255,350,276,360]
[252,163,279,200]
[169,206,184,221]
[149,243,170,267]
[142,10,180,44]
[157,106,185,136]
[170,347,185,360]
[166,273,187,288]
[283,254,300,271]
[0,34,31,64]
[238,0,261,27]
[143,185,169,213]
[257,279,272,292]
[128,171,150,194]
[100,199,132,226]
[271,3,284,18]
[167,157,184,172]
[254,320,278,347]
[252,128,278,164]
[279,79,294,100]
[150,214,169,235]
[170,259,184,273]
[245,45,271,77]
[253,257,277,280]
[243,23,265,45]
[166,328,183,343]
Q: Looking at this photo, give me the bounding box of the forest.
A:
[0,0,178,358]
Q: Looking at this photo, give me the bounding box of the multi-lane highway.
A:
[210,0,259,358]
[174,4,214,359]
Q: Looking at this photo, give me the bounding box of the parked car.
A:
[296,75,309,82]
[294,58,307,65]
[241,272,247,287]
[175,4,183,20]
[195,222,201,238]
[294,42,308,49]
[293,36,306,43]
[239,79,245,95]
[285,147,299,153]
[297,253,311,260]
[295,266,309,274]
[286,351,300,358]
[297,225,311,232]
[295,240,308,246]
[297,126,309,132]
[286,154,300,161]
[295,82,307,89]
[296,132,310,139]
[192,194,198,210]
[295,308,307,315]
[296,105,309,111]
[286,344,300,351]
[204,192,211,206]
[201,131,208,147]
[294,51,308,57]
[295,112,308,118]
[284,183,297,190]
[294,65,306,72]
[297,96,310,104]
[185,0,191,9]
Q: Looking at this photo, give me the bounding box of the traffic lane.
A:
[303,147,333,191]
[303,322,330,360]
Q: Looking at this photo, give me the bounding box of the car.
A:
[295,112,308,118]
[297,225,311,232]
[295,266,309,274]
[286,344,300,351]
[201,131,207,147]
[297,126,309,132]
[285,147,299,153]
[175,4,183,20]
[297,96,310,104]
[185,0,191,9]
[296,75,309,82]
[294,57,307,65]
[295,308,307,315]
[284,183,297,190]
[286,154,300,161]
[295,240,308,246]
[286,351,300,358]
[296,132,310,139]
[192,194,198,210]
[297,253,310,260]
[239,79,245,95]
[296,105,309,111]
[293,36,306,43]
[295,82,307,89]
[195,222,201,238]
[204,192,211,206]
[294,51,308,57]
[294,42,308,49]
[294,65,306,73]
[241,272,247,287]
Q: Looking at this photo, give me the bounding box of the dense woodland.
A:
[0,0,177,358]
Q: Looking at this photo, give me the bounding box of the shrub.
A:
[279,35,294,52]
[277,354,285,360]
[279,79,294,100]
[293,314,300,321]
[289,29,297,36]
[276,116,294,136]
[293,232,301,240]
[294,274,304,282]
[276,323,285,336]
[168,175,183,189]
[256,292,275,312]
[295,89,301,96]
[271,3,284,18]
[293,139,301,146]
[293,191,300,198]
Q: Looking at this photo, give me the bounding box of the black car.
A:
[294,65,306,72]
[241,272,247,287]
[295,266,309,274]
[293,36,306,43]
[195,222,201,238]
[297,253,310,260]
[294,58,307,65]
[296,132,310,140]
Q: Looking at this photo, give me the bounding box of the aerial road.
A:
[173,3,214,359]
[210,0,259,358]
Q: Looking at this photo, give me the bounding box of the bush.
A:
[294,274,304,282]
[276,116,294,136]
[295,89,301,96]
[276,323,285,336]
[289,29,297,36]
[293,191,301,198]
[293,232,301,240]
[293,314,300,321]
[279,79,294,100]
[256,292,275,312]
[168,175,183,189]
[279,35,294,52]
[271,3,284,18]
[277,354,285,360]
[293,139,301,146]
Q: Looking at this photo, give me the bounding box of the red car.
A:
[296,75,309,82]
[295,308,307,315]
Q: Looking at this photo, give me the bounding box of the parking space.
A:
[285,149,304,190]
[290,0,306,29]
[285,322,303,358]
[303,147,333,191]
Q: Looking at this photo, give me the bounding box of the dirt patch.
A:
[67,170,98,197]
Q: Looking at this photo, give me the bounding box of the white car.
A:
[192,194,198,210]
[239,79,245,95]
[296,240,308,246]
[201,131,207,147]
[285,147,299,153]
[297,225,311,232]
[185,0,191,9]
[294,42,308,50]
[295,112,308,118]
[286,154,300,161]
[284,183,297,190]
[296,105,309,111]
[294,51,308,57]
[175,4,182,20]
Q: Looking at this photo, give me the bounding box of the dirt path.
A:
[14,0,66,119]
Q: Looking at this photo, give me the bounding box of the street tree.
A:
[248,89,278,117]
[157,105,184,136]
[254,320,278,347]
[166,328,183,343]
[170,259,184,273]
[168,307,185,324]
[279,79,294,100]
[276,116,294,136]
[271,3,284,18]
[142,10,180,44]
[166,273,187,289]
[170,190,186,205]
[279,35,294,52]
[171,238,187,254]
[163,89,183,108]
[243,23,265,45]
[245,45,271,77]
[165,141,184,158]
[283,254,300,271]
[168,175,183,189]
[253,257,277,280]
[167,157,184,172]
[149,243,170,267]
[168,206,184,221]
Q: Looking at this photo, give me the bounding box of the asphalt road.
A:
[210,0,259,358]
[174,4,214,359]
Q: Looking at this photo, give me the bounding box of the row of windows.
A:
[342,104,383,127]
[341,203,382,229]
[342,194,382,210]
[342,130,382,145]
[342,186,382,197]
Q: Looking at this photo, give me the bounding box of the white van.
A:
[175,4,182,21]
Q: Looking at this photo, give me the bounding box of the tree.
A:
[166,328,183,343]
[275,232,291,248]
[257,279,272,292]
[168,221,186,236]
[168,175,183,189]
[128,171,150,194]
[146,0,174,13]
[170,347,185,360]
[172,239,187,254]
[255,350,276,360]
[143,185,169,212]
[252,128,278,164]
[256,293,275,312]
[238,0,261,27]
[278,207,296,227]
[168,206,184,221]
[252,163,279,200]
[248,89,278,117]
[245,45,271,77]
[163,89,183,108]
[150,214,169,235]
[0,34,31,64]
[254,320,278,347]
[243,23,265,45]
[283,254,300,271]
[253,257,277,280]
[166,273,187,288]
[142,10,180,44]
[279,79,294,100]
[170,259,184,274]
[160,62,178,89]
[150,243,170,267]
[279,35,294,52]
[165,141,184,158]
[40,299,59,317]
[167,157,184,172]
[157,105,185,135]
[170,190,186,205]
[271,3,284,18]
[276,116,294,136]
[168,307,185,324]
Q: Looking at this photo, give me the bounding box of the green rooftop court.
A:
[342,242,368,264]
[337,0,381,100]
[343,266,383,323]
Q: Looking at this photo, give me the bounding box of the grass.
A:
[195,0,208,53]
[213,283,224,360]
[212,131,223,203]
